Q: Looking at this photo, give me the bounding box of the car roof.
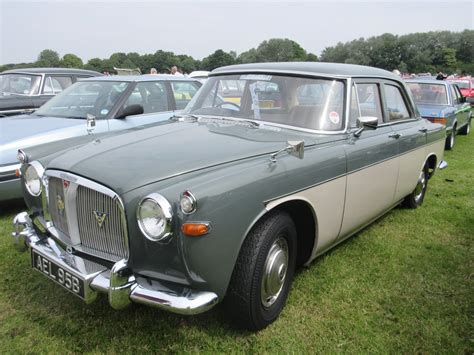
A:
[81,74,200,83]
[211,62,399,80]
[1,67,102,76]
[405,79,451,85]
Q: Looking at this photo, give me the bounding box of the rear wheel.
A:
[403,164,429,209]
[445,125,456,150]
[460,118,471,135]
[225,211,297,331]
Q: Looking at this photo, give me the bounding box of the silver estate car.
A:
[0,75,201,201]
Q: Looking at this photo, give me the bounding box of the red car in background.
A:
[448,77,474,105]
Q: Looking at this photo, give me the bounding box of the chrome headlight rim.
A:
[24,161,44,197]
[136,193,173,242]
[180,190,197,214]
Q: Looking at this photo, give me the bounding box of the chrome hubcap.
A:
[414,170,426,203]
[261,237,289,308]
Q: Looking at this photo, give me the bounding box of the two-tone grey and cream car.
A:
[12,63,447,330]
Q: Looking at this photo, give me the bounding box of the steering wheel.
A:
[215,101,240,110]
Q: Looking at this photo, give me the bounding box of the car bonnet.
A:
[44,119,329,195]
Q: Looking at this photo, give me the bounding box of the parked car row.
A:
[3,62,470,331]
[0,75,201,200]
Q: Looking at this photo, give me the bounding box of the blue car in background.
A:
[0,75,201,201]
[406,79,472,150]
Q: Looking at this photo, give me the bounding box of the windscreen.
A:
[0,74,42,95]
[34,81,129,119]
[184,74,345,131]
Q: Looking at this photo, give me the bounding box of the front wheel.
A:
[445,125,456,150]
[225,211,297,331]
[403,164,428,209]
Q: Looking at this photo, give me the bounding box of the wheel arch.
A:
[244,198,318,267]
[425,153,437,179]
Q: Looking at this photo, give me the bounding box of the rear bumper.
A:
[12,212,219,315]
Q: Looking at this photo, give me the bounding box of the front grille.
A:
[76,185,128,260]
[46,172,128,262]
[48,177,70,238]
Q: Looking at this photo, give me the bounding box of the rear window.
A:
[406,83,448,105]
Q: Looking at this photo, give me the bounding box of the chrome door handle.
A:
[389,133,402,139]
[419,128,428,133]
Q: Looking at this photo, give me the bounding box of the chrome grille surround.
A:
[44,170,129,262]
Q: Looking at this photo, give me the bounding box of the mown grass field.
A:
[0,123,472,353]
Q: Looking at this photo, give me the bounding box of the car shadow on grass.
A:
[0,198,25,217]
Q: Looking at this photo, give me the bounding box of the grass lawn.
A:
[0,124,472,353]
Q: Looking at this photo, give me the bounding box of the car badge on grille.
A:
[63,180,70,189]
[56,195,65,215]
[93,210,107,228]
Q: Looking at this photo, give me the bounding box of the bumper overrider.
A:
[12,212,218,314]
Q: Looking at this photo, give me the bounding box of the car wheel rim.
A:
[414,170,426,203]
[261,237,289,308]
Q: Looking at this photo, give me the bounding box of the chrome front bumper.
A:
[12,212,219,315]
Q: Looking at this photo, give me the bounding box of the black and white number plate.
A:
[31,250,85,300]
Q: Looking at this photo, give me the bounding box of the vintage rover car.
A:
[0,68,101,116]
[12,63,447,330]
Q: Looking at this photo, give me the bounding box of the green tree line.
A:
[1,30,472,74]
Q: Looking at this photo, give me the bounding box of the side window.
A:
[349,84,361,128]
[450,85,459,104]
[355,83,383,123]
[51,76,73,93]
[454,85,463,100]
[42,76,73,94]
[384,84,410,121]
[124,82,169,115]
[42,77,53,94]
[172,82,199,110]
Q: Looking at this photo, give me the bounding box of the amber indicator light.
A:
[432,118,447,125]
[181,223,210,237]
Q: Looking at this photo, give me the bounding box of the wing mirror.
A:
[86,113,96,134]
[270,140,305,163]
[354,116,378,137]
[116,104,144,119]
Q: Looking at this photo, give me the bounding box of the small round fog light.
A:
[180,190,196,214]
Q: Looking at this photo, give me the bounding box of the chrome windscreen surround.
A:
[43,170,129,262]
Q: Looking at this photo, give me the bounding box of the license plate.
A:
[31,250,85,299]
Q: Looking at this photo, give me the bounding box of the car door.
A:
[451,84,470,127]
[108,81,175,130]
[381,81,427,201]
[339,80,399,238]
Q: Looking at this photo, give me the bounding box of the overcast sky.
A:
[0,0,473,65]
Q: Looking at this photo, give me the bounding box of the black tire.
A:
[402,164,429,209]
[460,118,471,135]
[225,211,297,331]
[445,126,456,150]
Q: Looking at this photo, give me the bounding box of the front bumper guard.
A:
[12,212,218,315]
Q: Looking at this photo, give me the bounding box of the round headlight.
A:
[24,161,44,196]
[137,194,173,241]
